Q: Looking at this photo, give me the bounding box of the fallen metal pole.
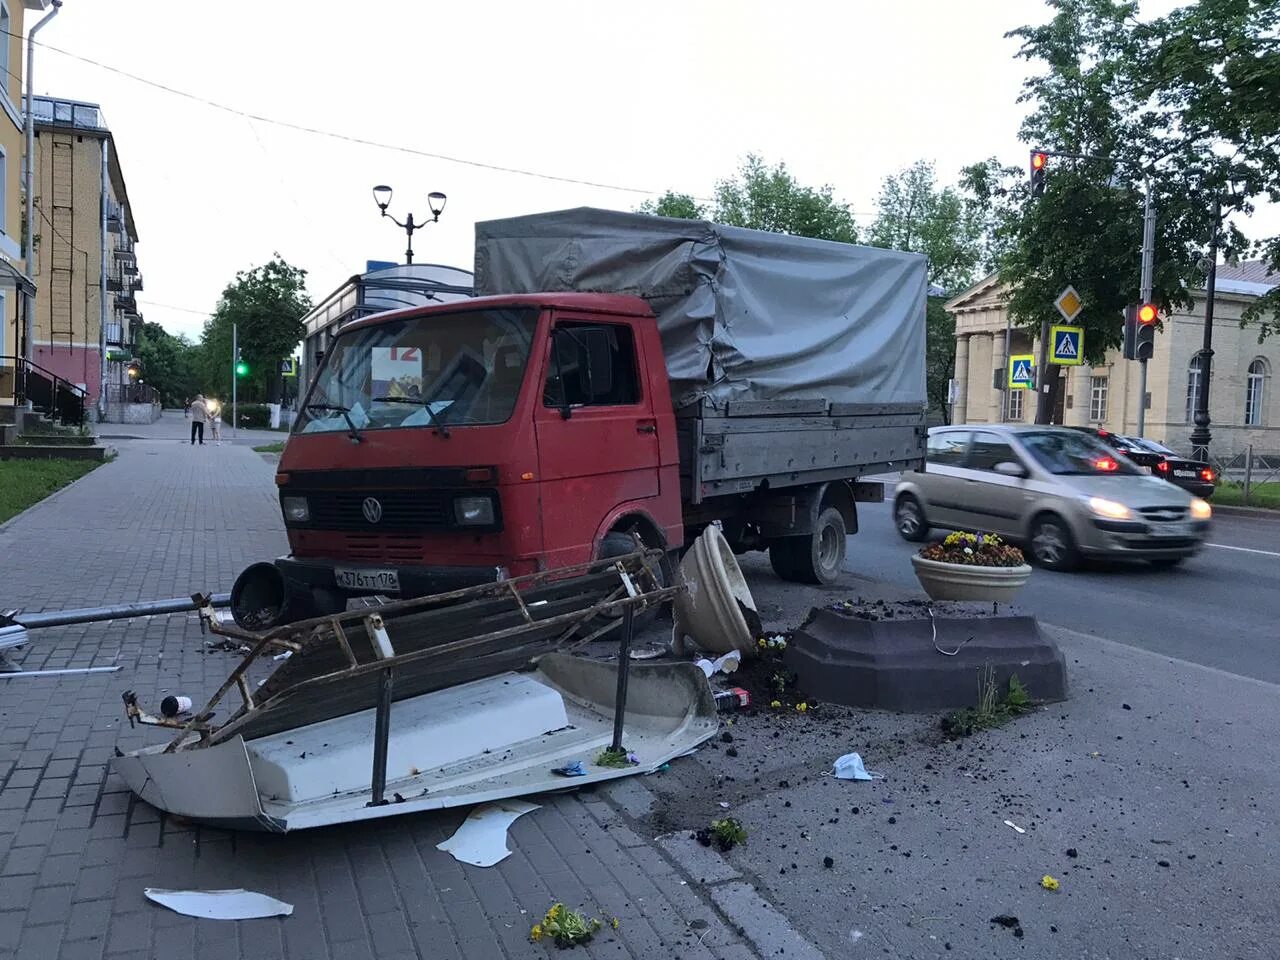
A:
[369,667,394,807]
[5,593,231,630]
[610,604,635,753]
[0,665,121,678]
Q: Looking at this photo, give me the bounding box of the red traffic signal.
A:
[1029,151,1048,197]
[1136,303,1158,324]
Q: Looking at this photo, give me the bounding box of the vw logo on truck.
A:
[361,498,383,524]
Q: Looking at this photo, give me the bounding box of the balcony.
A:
[105,276,123,293]
[114,246,136,265]
[105,202,124,235]
[114,293,136,312]
[132,272,143,292]
[31,96,107,132]
[105,322,124,346]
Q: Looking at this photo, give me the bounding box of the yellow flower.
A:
[1041,874,1060,891]
[770,699,782,709]
[610,917,620,930]
[530,924,543,941]
[796,702,808,713]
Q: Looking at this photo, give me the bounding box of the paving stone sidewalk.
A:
[0,440,809,959]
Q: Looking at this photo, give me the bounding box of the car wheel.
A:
[894,494,930,542]
[1028,514,1079,571]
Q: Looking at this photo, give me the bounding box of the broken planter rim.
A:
[910,555,1032,603]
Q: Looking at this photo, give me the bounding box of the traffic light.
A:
[1029,151,1048,197]
[235,349,249,378]
[1123,303,1158,360]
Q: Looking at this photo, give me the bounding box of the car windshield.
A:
[295,307,538,434]
[1018,430,1143,476]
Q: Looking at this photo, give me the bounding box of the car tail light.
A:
[1200,467,1214,482]
[1155,461,1169,473]
[1094,457,1119,472]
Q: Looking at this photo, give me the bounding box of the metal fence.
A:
[1210,446,1280,503]
[104,382,158,406]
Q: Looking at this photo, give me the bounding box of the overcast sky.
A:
[28,0,1273,340]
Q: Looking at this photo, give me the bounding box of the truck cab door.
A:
[533,317,660,570]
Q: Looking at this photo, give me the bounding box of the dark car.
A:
[1065,428,1216,498]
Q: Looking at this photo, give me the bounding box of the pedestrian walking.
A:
[189,394,209,445]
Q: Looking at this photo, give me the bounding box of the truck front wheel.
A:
[769,507,847,585]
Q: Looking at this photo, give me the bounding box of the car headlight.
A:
[281,496,310,523]
[1189,497,1212,520]
[1088,497,1133,521]
[454,496,496,526]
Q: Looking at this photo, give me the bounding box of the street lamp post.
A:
[372,186,447,265]
[1188,198,1220,463]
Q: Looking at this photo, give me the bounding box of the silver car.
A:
[893,425,1212,570]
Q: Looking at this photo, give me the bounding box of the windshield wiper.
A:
[372,396,451,438]
[305,403,365,443]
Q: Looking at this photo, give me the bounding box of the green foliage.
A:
[594,747,633,768]
[977,0,1280,381]
[232,403,273,430]
[696,817,747,851]
[637,191,707,220]
[941,667,1036,737]
[135,321,200,408]
[198,255,311,404]
[638,154,858,243]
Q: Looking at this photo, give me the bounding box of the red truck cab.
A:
[262,293,681,622]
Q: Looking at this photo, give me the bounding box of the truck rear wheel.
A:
[770,507,847,585]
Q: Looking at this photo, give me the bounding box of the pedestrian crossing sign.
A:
[1008,354,1035,390]
[281,357,298,377]
[1049,325,1084,366]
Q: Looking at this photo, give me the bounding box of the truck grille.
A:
[304,490,451,530]
[341,534,425,563]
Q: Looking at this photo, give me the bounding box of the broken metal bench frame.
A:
[123,548,676,808]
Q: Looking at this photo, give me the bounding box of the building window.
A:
[1006,388,1023,421]
[1186,355,1203,424]
[1245,358,1267,427]
[1089,375,1108,422]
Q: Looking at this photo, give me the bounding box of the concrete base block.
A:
[784,607,1068,712]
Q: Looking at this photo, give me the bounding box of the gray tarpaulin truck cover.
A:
[474,207,928,410]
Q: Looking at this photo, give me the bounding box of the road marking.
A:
[1206,542,1280,558]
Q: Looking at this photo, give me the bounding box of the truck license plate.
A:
[334,567,400,593]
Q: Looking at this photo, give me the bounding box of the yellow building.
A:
[29,95,142,417]
[945,263,1279,462]
[0,2,56,414]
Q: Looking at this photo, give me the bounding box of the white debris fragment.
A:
[437,799,541,867]
[144,888,294,920]
[1003,819,1026,834]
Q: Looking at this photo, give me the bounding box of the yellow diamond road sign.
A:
[1055,286,1083,322]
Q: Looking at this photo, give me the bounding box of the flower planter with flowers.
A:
[910,532,1031,603]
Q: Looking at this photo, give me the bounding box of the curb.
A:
[1211,503,1280,519]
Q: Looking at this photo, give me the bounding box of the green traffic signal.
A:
[235,360,249,377]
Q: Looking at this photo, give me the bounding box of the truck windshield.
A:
[295,307,538,435]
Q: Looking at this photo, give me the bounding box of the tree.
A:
[135,321,200,407]
[869,160,984,293]
[968,0,1273,422]
[869,161,988,422]
[198,256,311,405]
[714,155,858,242]
[638,154,858,243]
[637,192,707,220]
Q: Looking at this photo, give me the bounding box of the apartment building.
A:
[29,95,143,416]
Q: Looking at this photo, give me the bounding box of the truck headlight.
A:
[454,496,495,526]
[281,496,310,523]
[1189,498,1212,520]
[1088,497,1132,521]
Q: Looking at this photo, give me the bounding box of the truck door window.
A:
[544,323,640,408]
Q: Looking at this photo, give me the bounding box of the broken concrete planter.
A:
[910,555,1032,603]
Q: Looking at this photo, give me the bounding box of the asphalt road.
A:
[846,499,1280,684]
